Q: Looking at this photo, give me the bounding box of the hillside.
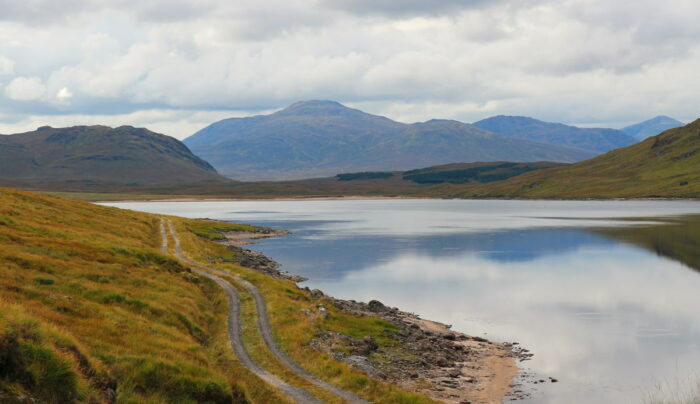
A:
[472,115,636,154]
[0,125,229,188]
[184,101,594,180]
[400,161,564,184]
[621,115,684,140]
[0,188,442,403]
[444,119,700,198]
[336,161,563,184]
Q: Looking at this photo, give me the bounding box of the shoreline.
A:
[215,226,526,403]
[98,195,426,203]
[98,195,700,203]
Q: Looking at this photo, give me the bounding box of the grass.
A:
[0,187,284,403]
[184,221,257,241]
[170,218,438,404]
[0,187,436,403]
[441,119,700,199]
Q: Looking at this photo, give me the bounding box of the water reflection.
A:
[105,200,700,403]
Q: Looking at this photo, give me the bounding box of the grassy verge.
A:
[0,187,435,403]
[0,188,286,403]
[171,218,438,404]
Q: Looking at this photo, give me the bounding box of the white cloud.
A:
[0,108,265,139]
[0,0,699,133]
[56,87,73,101]
[4,76,46,101]
[0,56,14,74]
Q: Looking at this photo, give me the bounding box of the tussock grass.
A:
[0,188,267,403]
[0,187,436,403]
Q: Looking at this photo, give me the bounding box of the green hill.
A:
[444,119,700,198]
[0,125,229,189]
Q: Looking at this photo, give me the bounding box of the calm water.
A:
[106,199,700,403]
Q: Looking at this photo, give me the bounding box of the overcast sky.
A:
[0,0,698,139]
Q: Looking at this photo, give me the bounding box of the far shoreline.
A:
[98,195,700,203]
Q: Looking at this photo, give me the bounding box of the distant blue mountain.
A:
[472,115,637,154]
[184,101,594,180]
[621,116,684,140]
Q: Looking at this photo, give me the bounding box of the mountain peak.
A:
[622,116,684,140]
[288,100,345,108]
[282,100,348,113]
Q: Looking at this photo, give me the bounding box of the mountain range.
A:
[0,125,228,188]
[184,101,595,180]
[472,115,637,153]
[447,119,700,198]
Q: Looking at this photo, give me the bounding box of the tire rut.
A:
[161,219,325,404]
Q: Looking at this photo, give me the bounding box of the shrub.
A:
[34,277,55,285]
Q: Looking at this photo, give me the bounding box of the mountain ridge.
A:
[0,125,229,187]
[472,115,637,153]
[184,101,594,180]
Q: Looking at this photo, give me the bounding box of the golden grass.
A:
[0,187,279,403]
[0,187,435,403]
[171,218,438,404]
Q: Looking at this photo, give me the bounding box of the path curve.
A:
[164,219,372,404]
[162,219,325,404]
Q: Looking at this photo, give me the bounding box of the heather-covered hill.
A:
[0,125,229,188]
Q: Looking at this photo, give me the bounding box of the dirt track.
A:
[162,219,370,404]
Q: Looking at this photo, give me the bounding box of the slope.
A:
[184,101,593,180]
[472,115,636,154]
[0,125,229,188]
[0,188,439,403]
[621,116,684,140]
[443,119,700,198]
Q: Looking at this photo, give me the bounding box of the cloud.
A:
[0,56,14,74]
[56,87,73,101]
[0,0,699,135]
[321,0,518,17]
[0,0,96,24]
[5,76,46,101]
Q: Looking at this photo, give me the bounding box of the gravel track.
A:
[162,219,325,404]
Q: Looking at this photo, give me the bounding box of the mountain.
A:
[445,119,700,198]
[621,115,684,140]
[472,115,637,154]
[0,125,228,188]
[184,101,594,180]
[473,115,637,154]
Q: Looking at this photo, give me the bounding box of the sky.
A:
[0,0,698,139]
